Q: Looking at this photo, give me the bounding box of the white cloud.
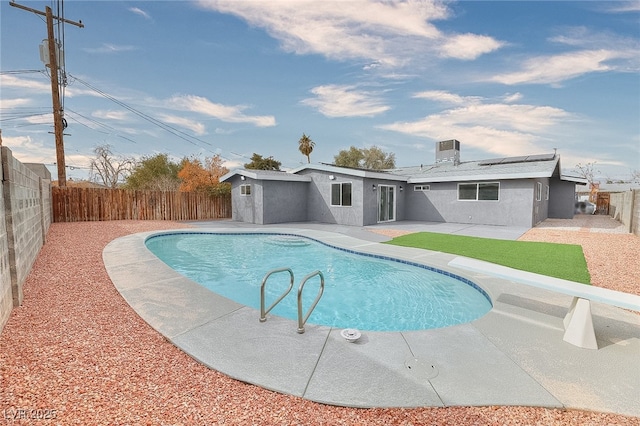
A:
[129,7,152,20]
[491,27,639,86]
[1,74,50,93]
[0,98,32,108]
[491,49,617,85]
[169,94,276,127]
[412,90,482,105]
[380,94,572,157]
[92,110,130,121]
[601,1,640,13]
[301,84,390,118]
[158,114,207,135]
[502,92,523,103]
[197,0,501,67]
[24,113,54,125]
[2,135,56,162]
[82,44,138,54]
[439,33,504,60]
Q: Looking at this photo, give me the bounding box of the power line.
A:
[9,0,83,187]
[67,73,237,162]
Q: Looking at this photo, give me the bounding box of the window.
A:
[458,182,499,201]
[414,185,430,191]
[240,184,251,196]
[536,182,542,201]
[545,185,550,201]
[331,182,352,206]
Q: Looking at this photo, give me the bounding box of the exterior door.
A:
[378,185,396,222]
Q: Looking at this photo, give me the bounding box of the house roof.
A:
[391,154,563,183]
[220,169,311,182]
[223,153,582,185]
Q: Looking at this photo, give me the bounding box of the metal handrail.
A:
[259,267,294,322]
[297,270,325,334]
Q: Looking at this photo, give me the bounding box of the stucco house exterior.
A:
[221,140,584,229]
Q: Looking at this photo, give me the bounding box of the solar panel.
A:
[499,156,529,164]
[478,158,505,166]
[479,153,556,166]
[524,153,556,162]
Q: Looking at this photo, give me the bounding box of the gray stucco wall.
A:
[299,171,406,226]
[362,178,406,225]
[302,170,365,226]
[230,177,261,224]
[230,177,309,225]
[405,179,537,227]
[548,179,576,219]
[262,180,308,224]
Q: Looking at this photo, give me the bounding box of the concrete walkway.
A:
[103,222,640,416]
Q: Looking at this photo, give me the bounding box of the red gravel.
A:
[1,221,638,425]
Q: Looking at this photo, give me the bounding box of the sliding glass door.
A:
[378,185,395,222]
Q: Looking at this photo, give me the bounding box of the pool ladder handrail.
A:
[259,267,294,323]
[297,270,324,334]
[259,267,325,334]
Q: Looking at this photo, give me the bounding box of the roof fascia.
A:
[220,169,311,182]
[291,163,407,181]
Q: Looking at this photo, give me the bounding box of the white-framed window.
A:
[414,185,430,191]
[536,182,542,201]
[240,184,251,196]
[545,185,550,201]
[458,182,499,201]
[331,182,352,206]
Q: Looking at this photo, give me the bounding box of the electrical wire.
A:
[66,73,236,161]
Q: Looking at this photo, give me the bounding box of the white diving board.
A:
[448,256,640,350]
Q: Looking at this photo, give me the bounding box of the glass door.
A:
[378,185,395,222]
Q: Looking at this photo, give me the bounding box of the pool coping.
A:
[103,227,640,416]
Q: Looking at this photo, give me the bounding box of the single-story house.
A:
[221,140,586,228]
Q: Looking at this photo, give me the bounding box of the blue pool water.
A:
[145,232,492,331]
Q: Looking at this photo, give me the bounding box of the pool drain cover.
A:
[404,357,438,380]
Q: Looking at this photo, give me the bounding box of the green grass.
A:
[385,232,591,284]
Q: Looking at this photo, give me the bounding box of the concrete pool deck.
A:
[102,223,640,417]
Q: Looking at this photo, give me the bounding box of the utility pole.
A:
[10,1,83,187]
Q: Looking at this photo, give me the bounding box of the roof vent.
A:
[435,139,460,165]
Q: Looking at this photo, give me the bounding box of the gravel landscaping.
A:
[0,219,638,425]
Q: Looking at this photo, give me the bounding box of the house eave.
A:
[291,163,407,182]
[220,169,312,182]
[407,171,556,184]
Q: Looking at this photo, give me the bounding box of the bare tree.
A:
[89,144,134,188]
[573,162,599,186]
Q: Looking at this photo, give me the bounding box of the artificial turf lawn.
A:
[385,232,591,284]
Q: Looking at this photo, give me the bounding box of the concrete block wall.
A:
[0,157,11,334]
[0,147,52,334]
[609,189,640,236]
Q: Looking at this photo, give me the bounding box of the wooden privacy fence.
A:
[52,187,231,222]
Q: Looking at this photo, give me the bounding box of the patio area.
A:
[1,218,638,425]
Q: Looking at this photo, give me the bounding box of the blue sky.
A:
[1,1,639,182]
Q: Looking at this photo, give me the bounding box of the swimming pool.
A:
[145,232,492,331]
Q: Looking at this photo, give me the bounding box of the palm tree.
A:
[298,133,315,163]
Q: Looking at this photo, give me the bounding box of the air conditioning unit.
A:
[435,139,460,165]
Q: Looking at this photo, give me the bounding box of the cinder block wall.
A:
[0,147,52,334]
[0,156,11,333]
[609,189,640,236]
